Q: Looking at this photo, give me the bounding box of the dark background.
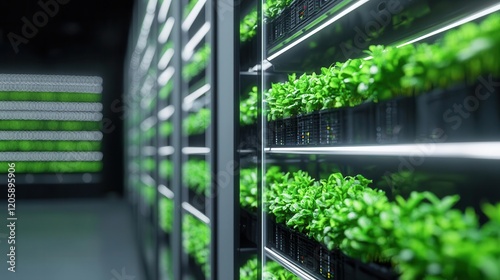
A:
[0,0,135,197]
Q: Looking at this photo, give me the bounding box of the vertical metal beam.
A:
[214,0,238,279]
[171,0,183,279]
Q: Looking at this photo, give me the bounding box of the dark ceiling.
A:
[0,0,136,195]
[0,0,135,75]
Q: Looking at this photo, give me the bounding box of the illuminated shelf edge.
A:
[265,142,500,159]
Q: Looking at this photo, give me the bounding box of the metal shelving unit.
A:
[126,0,240,279]
[260,0,500,279]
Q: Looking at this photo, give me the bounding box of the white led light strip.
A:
[158,17,175,44]
[140,116,157,131]
[0,152,103,162]
[158,66,175,86]
[158,146,174,156]
[182,84,211,110]
[158,49,175,70]
[397,2,500,48]
[158,184,175,199]
[182,22,211,61]
[0,131,103,141]
[0,111,102,121]
[182,202,210,224]
[0,74,103,93]
[267,0,370,61]
[0,102,102,112]
[182,0,207,31]
[158,105,175,121]
[158,0,172,23]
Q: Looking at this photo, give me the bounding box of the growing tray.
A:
[240,208,258,244]
[346,102,376,144]
[297,112,320,146]
[319,108,346,145]
[267,217,400,279]
[416,81,500,142]
[267,0,348,48]
[375,96,416,144]
[267,218,339,279]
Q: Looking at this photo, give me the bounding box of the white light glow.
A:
[158,17,175,44]
[182,0,207,32]
[157,66,175,86]
[182,202,210,224]
[158,48,174,70]
[182,84,210,111]
[158,105,175,121]
[266,142,500,160]
[267,0,370,61]
[140,116,157,131]
[0,152,103,162]
[158,0,172,23]
[158,146,174,156]
[141,174,156,187]
[182,147,210,154]
[0,74,103,93]
[140,44,156,72]
[397,3,500,48]
[182,22,210,61]
[158,184,175,199]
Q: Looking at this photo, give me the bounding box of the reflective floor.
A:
[0,197,144,280]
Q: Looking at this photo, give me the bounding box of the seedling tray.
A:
[416,82,500,142]
[283,117,298,146]
[339,252,398,280]
[240,208,258,244]
[319,108,346,145]
[346,102,376,144]
[375,96,416,144]
[297,112,320,145]
[267,0,346,48]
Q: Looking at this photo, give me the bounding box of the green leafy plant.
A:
[160,159,173,180]
[183,108,211,135]
[0,91,101,102]
[264,260,300,279]
[159,197,174,233]
[0,120,100,131]
[0,140,100,151]
[183,159,210,195]
[265,13,500,120]
[240,167,258,209]
[264,0,294,20]
[183,0,198,19]
[159,81,173,100]
[240,9,258,43]
[240,257,300,280]
[0,162,102,173]
[142,157,155,172]
[160,122,173,137]
[183,44,211,81]
[240,86,259,125]
[183,214,210,277]
[386,192,480,280]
